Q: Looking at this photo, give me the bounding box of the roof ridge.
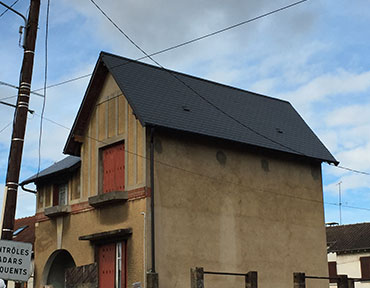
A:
[100,51,290,104]
[327,222,370,228]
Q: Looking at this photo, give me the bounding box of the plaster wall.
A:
[80,72,146,200]
[153,131,329,288]
[34,199,147,288]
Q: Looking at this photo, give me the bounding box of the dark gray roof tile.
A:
[101,52,337,164]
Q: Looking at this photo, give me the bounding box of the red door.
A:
[98,243,116,287]
[103,143,125,193]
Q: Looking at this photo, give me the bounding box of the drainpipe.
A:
[150,127,156,273]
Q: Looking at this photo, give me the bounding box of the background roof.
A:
[327,223,370,254]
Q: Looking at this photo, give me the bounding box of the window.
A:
[98,242,126,288]
[328,261,337,283]
[102,143,125,194]
[53,183,68,206]
[361,257,370,279]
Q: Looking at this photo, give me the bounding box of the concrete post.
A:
[245,271,257,288]
[147,272,158,288]
[293,272,305,288]
[190,267,204,288]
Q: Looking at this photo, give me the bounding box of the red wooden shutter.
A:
[361,257,370,279]
[99,243,116,287]
[328,261,337,283]
[103,143,125,193]
[115,143,125,192]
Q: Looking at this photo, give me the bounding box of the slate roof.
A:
[21,156,80,185]
[327,223,370,254]
[13,216,36,248]
[64,52,337,164]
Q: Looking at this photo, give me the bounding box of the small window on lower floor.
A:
[53,183,68,206]
[98,242,126,288]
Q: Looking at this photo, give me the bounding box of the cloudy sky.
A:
[1,0,370,223]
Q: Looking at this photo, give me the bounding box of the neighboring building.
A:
[8,216,36,288]
[22,52,338,288]
[327,223,370,287]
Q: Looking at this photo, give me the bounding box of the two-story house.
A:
[327,223,370,287]
[22,52,338,288]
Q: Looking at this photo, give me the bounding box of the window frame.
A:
[361,256,370,279]
[328,261,338,283]
[53,182,69,207]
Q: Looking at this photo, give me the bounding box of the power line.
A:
[0,0,310,101]
[0,121,12,134]
[0,80,44,97]
[335,165,370,176]
[90,0,370,178]
[90,0,307,156]
[31,110,370,214]
[37,0,50,175]
[0,0,19,18]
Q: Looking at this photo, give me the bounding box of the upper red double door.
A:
[103,143,125,194]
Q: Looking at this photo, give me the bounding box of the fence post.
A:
[190,267,204,288]
[293,272,305,288]
[147,272,159,288]
[245,271,257,288]
[337,275,354,288]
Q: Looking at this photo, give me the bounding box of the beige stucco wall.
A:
[34,73,149,287]
[153,131,329,288]
[34,199,147,287]
[80,72,146,201]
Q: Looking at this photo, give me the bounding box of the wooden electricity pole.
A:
[0,0,40,240]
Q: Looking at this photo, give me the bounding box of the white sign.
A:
[0,240,32,282]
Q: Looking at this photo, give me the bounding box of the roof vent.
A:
[182,105,190,112]
[275,127,283,134]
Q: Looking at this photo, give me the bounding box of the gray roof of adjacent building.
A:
[21,156,80,185]
[327,222,370,254]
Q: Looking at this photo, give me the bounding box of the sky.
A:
[0,0,370,223]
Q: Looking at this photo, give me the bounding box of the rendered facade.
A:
[22,52,337,288]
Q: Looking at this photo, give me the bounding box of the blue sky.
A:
[1,0,370,223]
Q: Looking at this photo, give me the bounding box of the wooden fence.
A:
[190,267,257,288]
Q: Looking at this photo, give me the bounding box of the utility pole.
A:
[337,181,343,225]
[0,0,40,240]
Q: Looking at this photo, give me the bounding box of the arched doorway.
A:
[42,250,76,288]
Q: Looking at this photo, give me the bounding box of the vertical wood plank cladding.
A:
[118,95,126,135]
[90,110,97,196]
[108,95,116,138]
[127,106,135,187]
[136,121,144,185]
[98,102,106,141]
[71,170,80,200]
[81,143,89,200]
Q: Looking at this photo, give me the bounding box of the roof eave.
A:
[63,53,109,156]
[20,161,81,186]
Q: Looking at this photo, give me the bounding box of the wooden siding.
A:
[80,73,146,199]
